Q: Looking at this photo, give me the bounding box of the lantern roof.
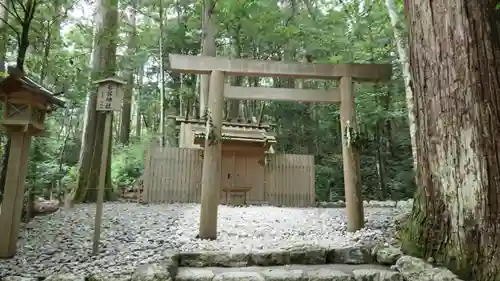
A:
[0,66,65,108]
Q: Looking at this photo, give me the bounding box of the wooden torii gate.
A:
[169,54,392,239]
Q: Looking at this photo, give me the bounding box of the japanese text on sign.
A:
[96,82,122,111]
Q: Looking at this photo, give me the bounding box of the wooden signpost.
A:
[92,77,126,256]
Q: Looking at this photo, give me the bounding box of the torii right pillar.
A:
[340,76,364,232]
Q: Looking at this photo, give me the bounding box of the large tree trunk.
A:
[0,0,7,73]
[158,0,166,146]
[15,0,36,71]
[135,64,144,139]
[228,25,242,120]
[0,0,8,198]
[40,3,64,87]
[199,0,217,116]
[119,4,137,144]
[74,0,118,203]
[281,0,297,89]
[401,1,500,280]
[385,0,417,170]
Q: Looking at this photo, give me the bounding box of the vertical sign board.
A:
[92,77,126,256]
[96,78,124,111]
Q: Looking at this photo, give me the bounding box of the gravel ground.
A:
[0,203,404,279]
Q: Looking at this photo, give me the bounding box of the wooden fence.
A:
[264,154,315,207]
[141,146,315,207]
[142,147,203,203]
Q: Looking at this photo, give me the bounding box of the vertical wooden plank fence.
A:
[142,146,202,203]
[264,154,315,207]
[142,147,315,207]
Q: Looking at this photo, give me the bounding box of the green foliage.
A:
[111,142,145,190]
[62,166,79,191]
[60,140,146,196]
[344,127,370,150]
[0,0,416,204]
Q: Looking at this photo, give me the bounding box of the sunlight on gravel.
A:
[0,203,403,278]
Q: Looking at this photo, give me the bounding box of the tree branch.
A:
[301,0,317,21]
[49,13,63,27]
[8,0,24,22]
[0,16,20,37]
[0,0,21,24]
[284,0,298,27]
[26,0,38,24]
[15,0,28,15]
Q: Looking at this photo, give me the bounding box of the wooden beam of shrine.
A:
[224,85,341,103]
[169,54,392,81]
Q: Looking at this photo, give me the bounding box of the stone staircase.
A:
[127,245,464,281]
[1,245,463,281]
[176,264,398,281]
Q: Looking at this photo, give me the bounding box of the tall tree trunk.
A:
[178,72,184,116]
[374,121,387,200]
[282,0,297,89]
[74,0,119,203]
[250,50,263,123]
[0,0,8,73]
[40,1,66,86]
[175,0,186,118]
[40,28,52,83]
[158,0,167,146]
[228,25,242,120]
[0,0,8,198]
[385,0,417,169]
[135,64,144,138]
[194,75,200,118]
[40,5,64,86]
[199,0,217,116]
[15,0,37,71]
[0,138,9,197]
[401,1,500,280]
[298,54,318,155]
[119,4,137,144]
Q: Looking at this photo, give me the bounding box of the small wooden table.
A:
[222,186,252,205]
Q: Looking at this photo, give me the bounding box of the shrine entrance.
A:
[168,54,392,239]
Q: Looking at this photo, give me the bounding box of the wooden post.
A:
[340,76,364,232]
[92,112,112,255]
[91,77,125,255]
[198,70,224,239]
[0,133,31,258]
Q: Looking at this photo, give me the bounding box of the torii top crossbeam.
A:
[169,54,392,82]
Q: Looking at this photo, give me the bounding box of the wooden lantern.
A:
[0,67,65,135]
[0,67,65,258]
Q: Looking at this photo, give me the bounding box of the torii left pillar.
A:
[0,132,32,258]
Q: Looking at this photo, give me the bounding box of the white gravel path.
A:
[0,203,404,278]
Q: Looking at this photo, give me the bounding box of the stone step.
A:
[177,245,380,267]
[174,264,402,281]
